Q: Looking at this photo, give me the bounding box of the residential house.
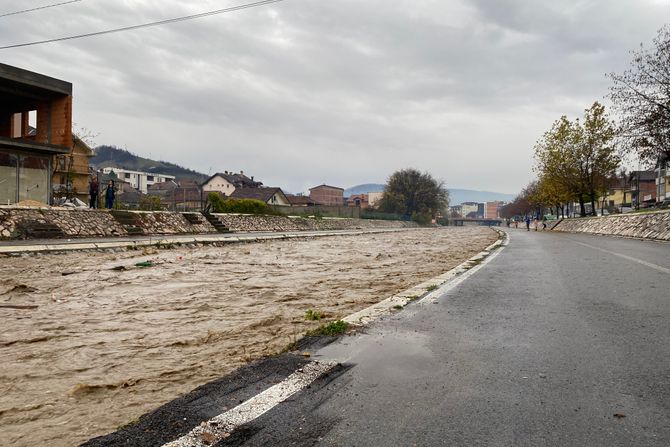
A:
[201,171,262,197]
[309,184,344,206]
[654,157,669,202]
[100,167,175,193]
[1,63,73,205]
[230,187,290,206]
[346,194,369,208]
[604,176,630,210]
[52,135,94,203]
[146,179,179,196]
[368,192,383,208]
[146,180,204,211]
[286,194,320,207]
[116,189,145,209]
[629,170,657,207]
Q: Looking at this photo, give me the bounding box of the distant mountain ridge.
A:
[91,146,207,182]
[344,183,515,204]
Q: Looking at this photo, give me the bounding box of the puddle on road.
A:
[0,227,497,446]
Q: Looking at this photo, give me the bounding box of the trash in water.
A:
[134,261,154,268]
[0,304,38,310]
[1,284,37,294]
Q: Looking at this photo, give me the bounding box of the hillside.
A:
[344,183,515,204]
[91,146,207,182]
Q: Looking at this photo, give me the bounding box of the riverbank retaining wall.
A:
[212,213,416,232]
[552,210,670,241]
[0,207,417,240]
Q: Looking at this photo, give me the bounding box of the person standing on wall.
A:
[104,180,115,209]
[88,177,99,209]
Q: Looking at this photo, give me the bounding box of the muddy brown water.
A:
[0,227,497,446]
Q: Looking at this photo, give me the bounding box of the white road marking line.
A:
[418,229,509,304]
[163,360,337,447]
[571,240,670,275]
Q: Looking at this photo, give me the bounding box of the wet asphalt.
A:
[84,230,670,446]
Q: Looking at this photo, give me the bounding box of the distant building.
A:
[147,179,179,194]
[654,159,669,202]
[477,203,485,218]
[146,179,205,211]
[604,176,630,210]
[449,205,463,217]
[201,171,262,197]
[286,194,320,207]
[368,191,383,208]
[309,184,344,206]
[346,194,369,208]
[52,135,94,203]
[146,180,178,203]
[629,170,658,207]
[484,201,505,219]
[230,187,290,206]
[460,202,479,218]
[100,167,175,194]
[116,189,145,209]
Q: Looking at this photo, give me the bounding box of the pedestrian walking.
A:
[542,216,548,230]
[533,218,539,231]
[104,180,115,209]
[88,177,99,209]
[525,216,531,231]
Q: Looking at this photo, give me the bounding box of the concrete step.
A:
[16,220,65,239]
[203,213,231,233]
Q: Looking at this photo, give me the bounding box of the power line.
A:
[0,0,287,49]
[0,0,83,18]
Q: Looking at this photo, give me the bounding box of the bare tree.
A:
[608,25,670,165]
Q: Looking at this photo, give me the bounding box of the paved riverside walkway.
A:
[0,228,415,254]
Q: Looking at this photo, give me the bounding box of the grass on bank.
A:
[304,309,324,321]
[306,320,350,337]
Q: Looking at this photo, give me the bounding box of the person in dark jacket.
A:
[104,180,115,209]
[89,177,99,209]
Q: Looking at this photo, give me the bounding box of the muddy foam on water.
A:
[0,227,497,446]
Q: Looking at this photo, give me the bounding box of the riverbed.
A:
[0,227,497,446]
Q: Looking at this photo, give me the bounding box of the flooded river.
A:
[0,227,497,446]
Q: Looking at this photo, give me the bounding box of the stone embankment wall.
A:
[0,208,126,239]
[133,212,216,235]
[552,210,670,241]
[0,208,218,239]
[212,213,417,232]
[0,207,417,240]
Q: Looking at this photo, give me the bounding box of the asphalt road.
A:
[86,230,670,446]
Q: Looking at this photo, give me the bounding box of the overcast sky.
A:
[1,0,669,194]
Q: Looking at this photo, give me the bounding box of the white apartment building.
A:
[101,167,176,193]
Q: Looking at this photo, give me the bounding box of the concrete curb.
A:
[342,228,508,327]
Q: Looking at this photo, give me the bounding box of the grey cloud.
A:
[1,0,668,194]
